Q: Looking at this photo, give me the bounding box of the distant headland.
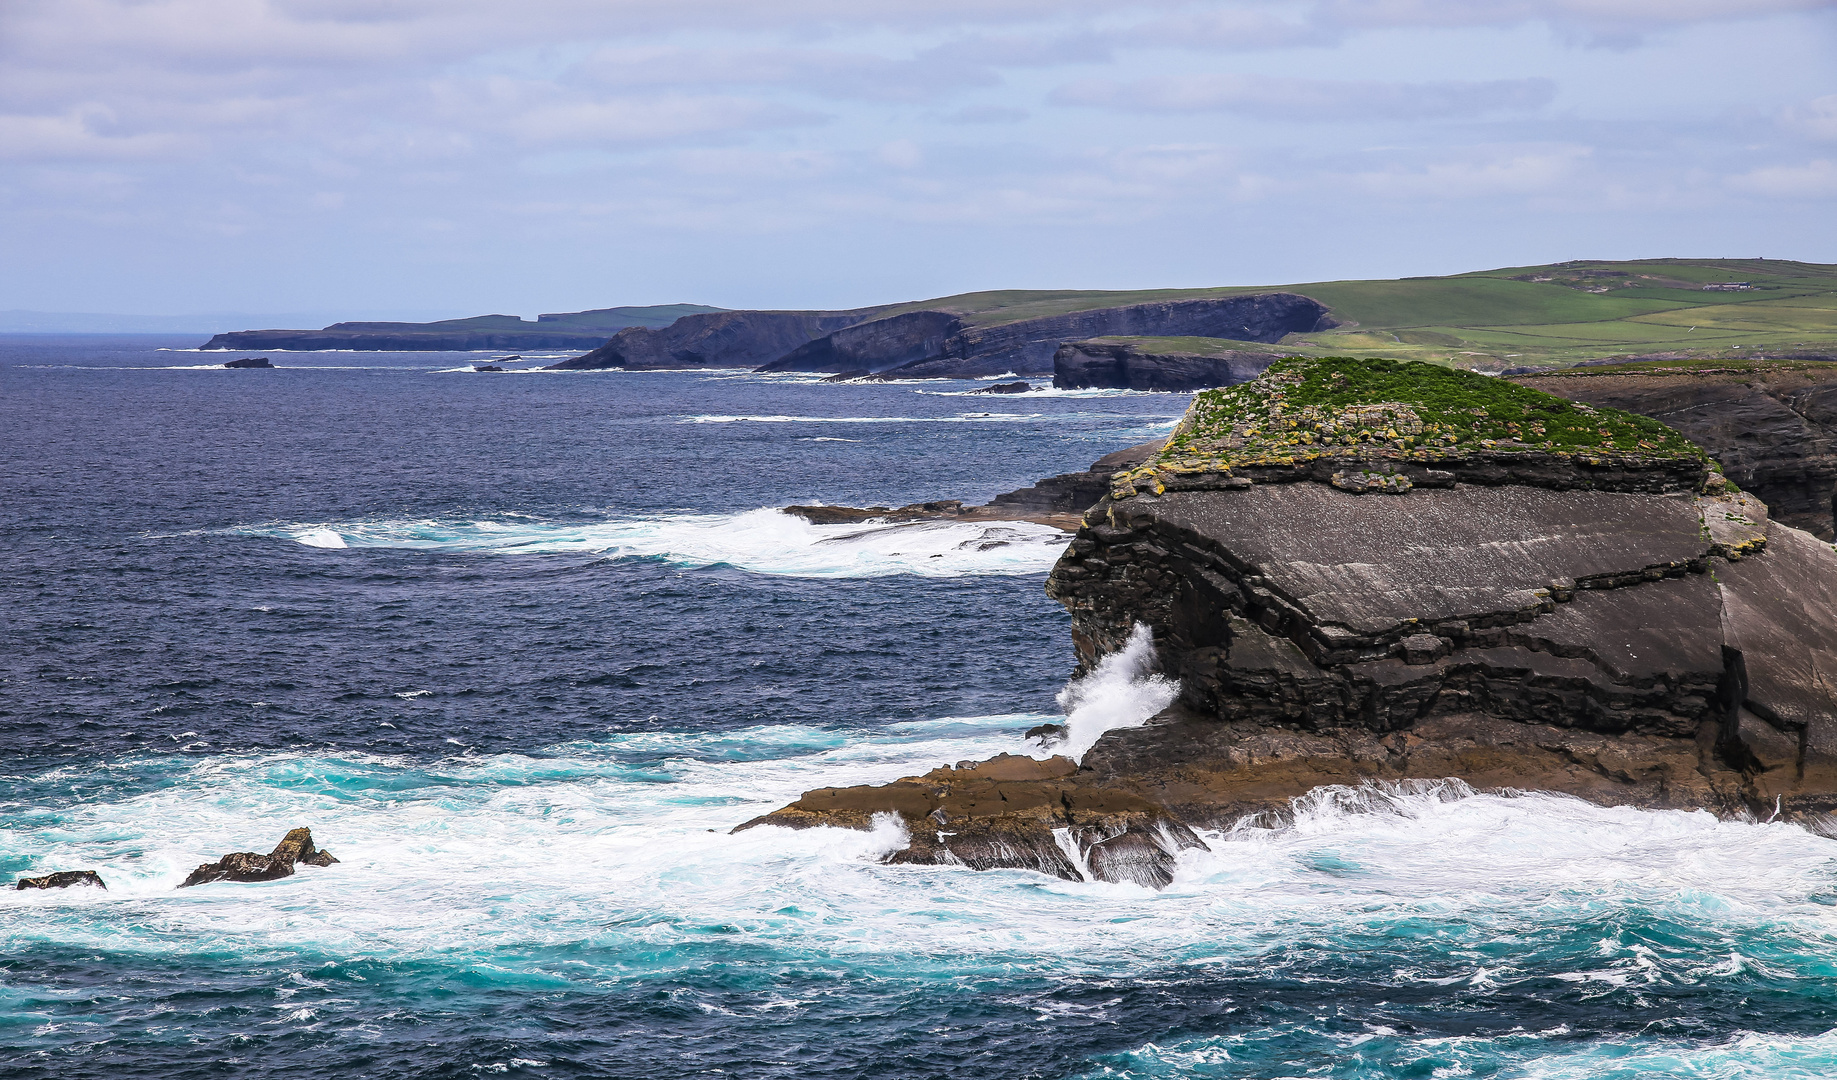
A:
[196,258,1837,381]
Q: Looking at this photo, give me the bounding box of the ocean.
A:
[4,336,1837,1079]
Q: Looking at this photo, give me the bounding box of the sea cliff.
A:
[741,357,1837,886]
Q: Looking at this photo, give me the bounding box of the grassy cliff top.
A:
[886,258,1837,366]
[1152,356,1708,474]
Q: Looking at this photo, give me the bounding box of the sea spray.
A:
[1054,623,1180,761]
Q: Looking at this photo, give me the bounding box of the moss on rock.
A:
[1112,356,1710,498]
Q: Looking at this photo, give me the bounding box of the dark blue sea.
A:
[5,336,1837,1079]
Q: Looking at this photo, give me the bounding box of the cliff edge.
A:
[740,357,1837,887]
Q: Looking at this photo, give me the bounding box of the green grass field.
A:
[897,258,1837,371]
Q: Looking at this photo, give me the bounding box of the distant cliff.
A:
[879,293,1331,378]
[1054,338,1286,390]
[200,304,722,351]
[547,309,883,370]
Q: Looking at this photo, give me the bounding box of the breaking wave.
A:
[234,507,1071,577]
[1055,623,1181,760]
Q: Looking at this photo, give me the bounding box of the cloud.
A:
[1051,74,1557,121]
[1785,95,1837,141]
[1728,159,1837,198]
[1346,145,1592,198]
[572,46,999,104]
[0,108,189,160]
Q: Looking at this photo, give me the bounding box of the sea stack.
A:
[743,357,1837,887]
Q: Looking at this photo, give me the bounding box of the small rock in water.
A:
[1025,723,1068,747]
[974,381,1034,394]
[177,826,339,888]
[222,357,273,368]
[16,870,107,891]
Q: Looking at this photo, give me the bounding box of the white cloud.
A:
[1729,159,1837,198]
[1051,74,1556,120]
[1347,145,1594,198]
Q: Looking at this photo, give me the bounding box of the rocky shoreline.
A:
[741,357,1837,887]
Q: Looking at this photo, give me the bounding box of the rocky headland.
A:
[551,293,1330,378]
[742,357,1837,887]
[200,304,721,352]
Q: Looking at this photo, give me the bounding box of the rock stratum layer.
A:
[743,358,1837,887]
[1516,360,1837,539]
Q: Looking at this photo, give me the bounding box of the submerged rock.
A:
[16,870,106,890]
[972,381,1034,394]
[178,827,339,888]
[745,358,1837,886]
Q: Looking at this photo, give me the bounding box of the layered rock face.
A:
[548,309,879,370]
[1053,340,1284,391]
[744,358,1837,887]
[754,310,966,373]
[1517,362,1837,538]
[884,293,1330,379]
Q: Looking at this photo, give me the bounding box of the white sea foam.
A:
[1055,623,1180,761]
[10,717,1837,1003]
[247,507,1069,577]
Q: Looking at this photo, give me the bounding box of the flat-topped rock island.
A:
[741,357,1837,887]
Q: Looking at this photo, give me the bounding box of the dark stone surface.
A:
[549,309,879,370]
[1053,340,1284,391]
[222,357,273,369]
[973,381,1035,394]
[177,827,339,888]
[16,870,106,890]
[1517,365,1837,538]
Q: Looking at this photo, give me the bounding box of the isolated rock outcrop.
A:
[745,358,1837,886]
[16,870,107,890]
[1516,360,1837,538]
[178,827,339,888]
[221,357,273,369]
[1054,339,1284,391]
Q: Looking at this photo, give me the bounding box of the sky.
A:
[2,0,1834,322]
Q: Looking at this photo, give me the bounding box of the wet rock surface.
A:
[222,357,273,368]
[746,359,1837,886]
[16,870,107,890]
[178,827,339,888]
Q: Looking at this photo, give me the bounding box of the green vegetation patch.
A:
[1152,356,1707,474]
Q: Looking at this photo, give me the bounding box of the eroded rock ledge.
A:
[742,358,1837,886]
